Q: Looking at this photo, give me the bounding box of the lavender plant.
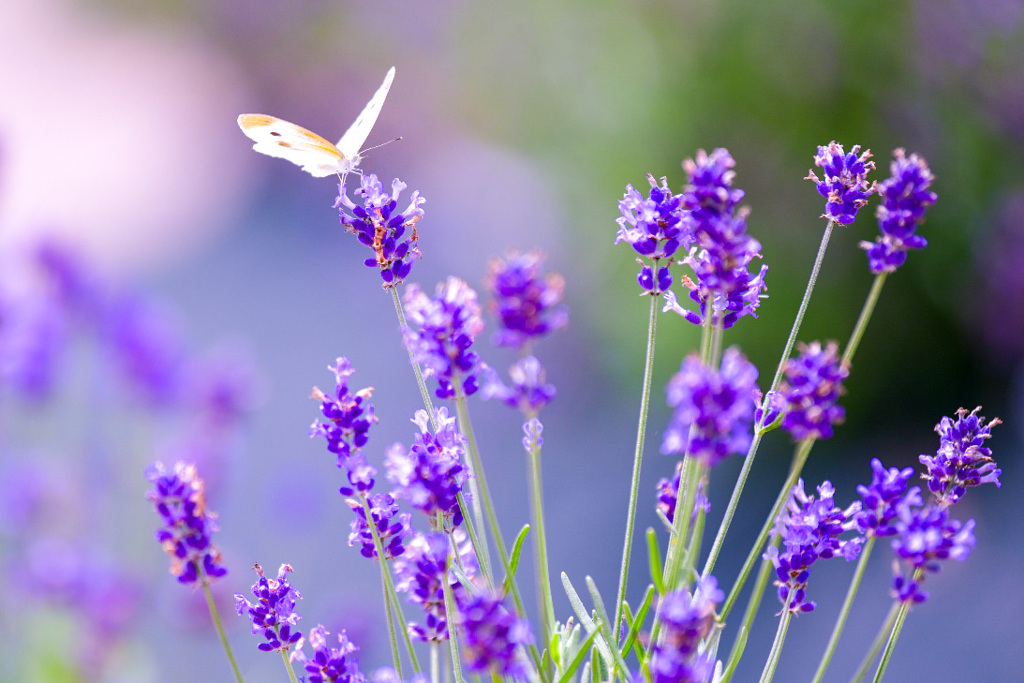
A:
[139,134,1002,683]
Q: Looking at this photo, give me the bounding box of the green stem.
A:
[201,580,246,683]
[451,378,544,675]
[843,272,887,367]
[526,423,557,645]
[811,536,877,683]
[757,608,793,683]
[390,286,439,430]
[871,599,910,683]
[720,438,814,620]
[442,575,467,683]
[700,222,834,581]
[360,494,420,674]
[849,602,899,683]
[280,649,300,683]
[452,378,493,581]
[612,294,659,641]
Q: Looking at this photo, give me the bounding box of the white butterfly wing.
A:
[336,66,396,159]
[237,114,347,177]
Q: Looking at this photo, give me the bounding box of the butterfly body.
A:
[237,66,395,179]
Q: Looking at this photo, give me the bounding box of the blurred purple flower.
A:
[455,589,533,676]
[860,149,937,273]
[855,458,922,538]
[403,277,485,400]
[384,407,467,528]
[777,341,848,441]
[105,293,186,407]
[648,576,722,683]
[890,502,975,604]
[144,460,227,585]
[655,460,709,525]
[486,249,567,349]
[661,347,759,467]
[481,355,556,417]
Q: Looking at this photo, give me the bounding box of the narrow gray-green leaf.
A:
[620,585,654,661]
[560,573,615,671]
[646,528,666,595]
[585,577,631,681]
[555,627,600,683]
[503,524,531,594]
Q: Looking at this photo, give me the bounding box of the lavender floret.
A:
[486,250,568,349]
[648,576,722,683]
[765,480,862,614]
[347,492,410,560]
[855,458,922,537]
[234,563,303,652]
[919,406,1001,506]
[777,341,848,441]
[336,175,425,286]
[403,277,485,399]
[384,407,468,527]
[661,347,759,467]
[615,174,691,294]
[890,502,975,604]
[455,590,533,676]
[860,149,937,274]
[805,141,876,225]
[292,626,367,683]
[144,461,227,585]
[310,357,379,494]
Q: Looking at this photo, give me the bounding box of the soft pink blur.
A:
[0,0,255,275]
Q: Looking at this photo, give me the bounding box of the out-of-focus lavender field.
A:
[1,0,1021,681]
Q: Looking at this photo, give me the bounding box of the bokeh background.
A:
[1,0,1022,681]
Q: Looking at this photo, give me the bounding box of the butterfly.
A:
[237,66,396,181]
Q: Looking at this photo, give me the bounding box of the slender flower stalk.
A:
[611,294,659,642]
[523,418,556,643]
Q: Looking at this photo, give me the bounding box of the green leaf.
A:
[585,577,631,681]
[620,584,654,661]
[560,573,615,671]
[555,627,600,683]
[646,528,666,595]
[502,524,530,594]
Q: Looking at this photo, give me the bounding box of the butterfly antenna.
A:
[360,136,403,155]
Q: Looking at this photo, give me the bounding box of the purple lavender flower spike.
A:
[310,358,379,493]
[486,250,568,349]
[455,590,533,676]
[889,502,975,604]
[648,576,722,683]
[765,480,863,614]
[403,277,485,399]
[664,148,768,329]
[384,407,468,527]
[105,294,186,407]
[661,347,759,467]
[393,531,475,642]
[347,492,410,560]
[806,141,876,225]
[777,341,848,441]
[145,461,227,585]
[481,356,556,417]
[615,174,691,294]
[292,626,367,683]
[861,149,937,274]
[855,458,922,538]
[919,406,1001,507]
[234,563,303,652]
[337,174,425,287]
